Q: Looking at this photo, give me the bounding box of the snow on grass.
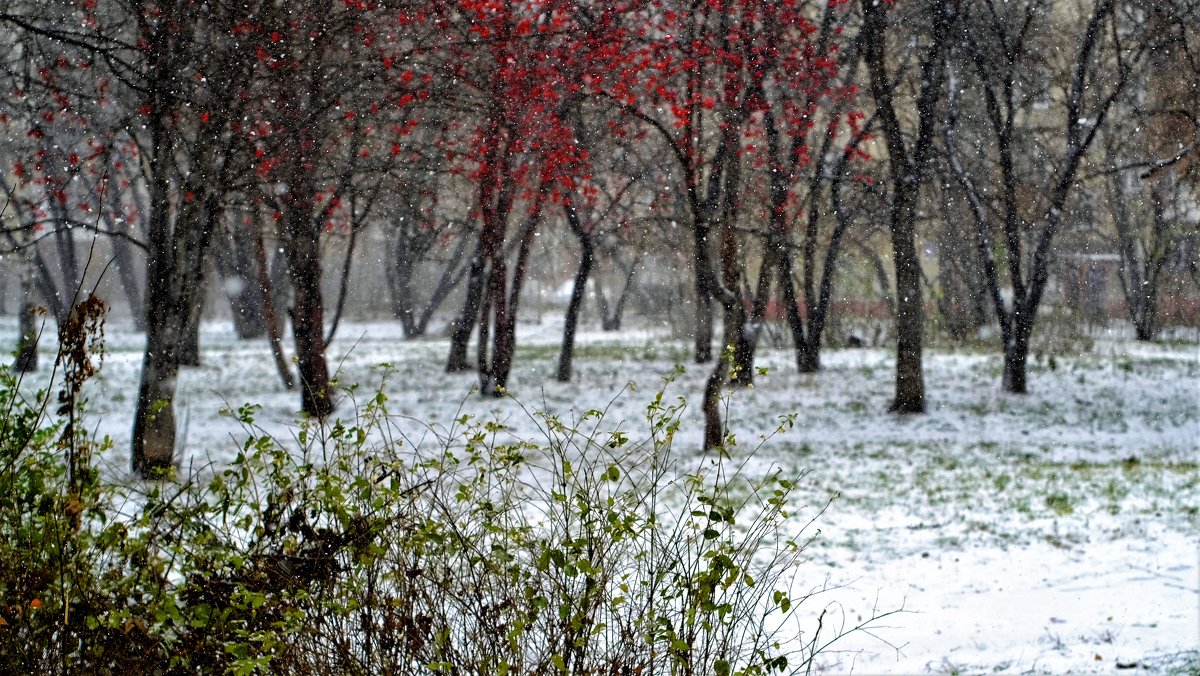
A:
[7,314,1198,673]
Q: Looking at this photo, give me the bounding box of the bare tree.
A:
[943,0,1154,392]
[858,0,958,412]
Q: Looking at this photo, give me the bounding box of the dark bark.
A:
[446,250,487,372]
[692,275,714,364]
[484,220,538,396]
[177,250,209,367]
[282,186,333,418]
[701,360,727,452]
[132,167,222,475]
[131,109,185,475]
[131,14,250,474]
[1002,322,1032,394]
[449,106,516,377]
[13,255,39,373]
[268,246,291,324]
[14,302,39,373]
[391,224,471,338]
[556,197,594,383]
[701,84,748,449]
[860,0,956,413]
[943,0,1130,393]
[780,256,819,373]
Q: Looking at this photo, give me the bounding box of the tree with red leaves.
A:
[437,0,594,396]
[196,0,429,417]
[578,0,856,446]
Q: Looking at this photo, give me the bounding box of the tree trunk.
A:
[253,223,295,390]
[107,217,146,332]
[890,235,926,412]
[859,0,949,414]
[269,245,292,325]
[283,211,333,418]
[485,265,515,396]
[1134,311,1158,342]
[216,224,266,340]
[132,350,179,475]
[780,257,818,373]
[325,223,361,345]
[1001,335,1030,394]
[556,202,594,383]
[703,290,744,451]
[132,182,217,475]
[693,283,714,363]
[598,255,638,332]
[391,243,419,337]
[177,256,208,367]
[13,257,39,373]
[447,251,486,372]
[556,242,592,383]
[702,118,747,449]
[702,359,727,452]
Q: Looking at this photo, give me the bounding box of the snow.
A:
[10,314,1198,673]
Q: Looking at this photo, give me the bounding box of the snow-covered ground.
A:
[9,314,1198,673]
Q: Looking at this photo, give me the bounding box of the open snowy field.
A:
[8,315,1198,674]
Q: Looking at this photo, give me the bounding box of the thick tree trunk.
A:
[391,248,419,337]
[482,236,526,396]
[132,352,179,475]
[284,215,333,418]
[890,236,926,412]
[703,290,744,451]
[693,285,714,364]
[780,250,820,374]
[692,218,718,364]
[1001,337,1030,394]
[702,359,727,452]
[702,122,747,449]
[132,186,217,475]
[269,246,292,324]
[859,0,949,414]
[1134,312,1158,342]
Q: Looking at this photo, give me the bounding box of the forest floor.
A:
[8,314,1198,674]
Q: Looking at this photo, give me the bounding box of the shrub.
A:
[1,345,893,673]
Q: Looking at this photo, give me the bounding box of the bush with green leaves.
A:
[1,353,892,674]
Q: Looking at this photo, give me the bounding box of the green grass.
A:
[788,438,1199,550]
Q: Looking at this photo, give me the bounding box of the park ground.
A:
[9,314,1198,674]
